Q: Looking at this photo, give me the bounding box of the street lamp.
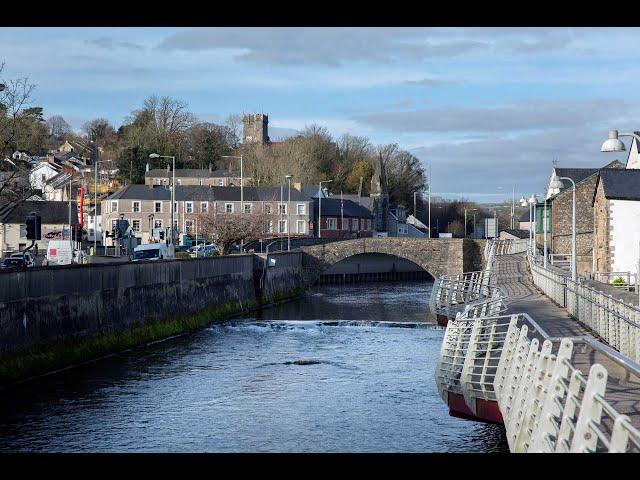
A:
[318,180,333,238]
[285,174,293,251]
[149,153,176,245]
[221,154,244,252]
[550,175,576,281]
[528,194,537,261]
[464,207,477,239]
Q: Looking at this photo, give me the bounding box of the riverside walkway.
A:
[494,252,640,442]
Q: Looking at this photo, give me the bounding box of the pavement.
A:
[493,253,640,436]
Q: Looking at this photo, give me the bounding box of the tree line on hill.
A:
[1,62,526,237]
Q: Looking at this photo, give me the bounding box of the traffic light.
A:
[25,212,41,240]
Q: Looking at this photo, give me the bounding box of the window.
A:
[296,220,306,234]
[341,218,349,230]
[132,201,140,213]
[19,224,26,238]
[41,174,46,182]
[174,202,178,213]
[111,201,118,213]
[279,203,287,215]
[268,220,274,233]
[185,220,194,234]
[153,219,163,229]
[278,220,288,233]
[201,202,208,213]
[186,202,194,214]
[177,179,182,185]
[367,219,372,230]
[111,219,118,230]
[352,218,359,230]
[244,203,252,214]
[154,201,162,213]
[225,203,233,214]
[217,179,224,186]
[297,204,306,215]
[327,218,337,230]
[265,204,272,214]
[132,220,141,232]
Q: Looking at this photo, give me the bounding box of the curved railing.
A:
[436,310,640,452]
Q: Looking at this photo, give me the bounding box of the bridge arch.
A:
[300,237,472,286]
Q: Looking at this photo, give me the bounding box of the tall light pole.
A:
[543,198,548,268]
[464,207,477,239]
[549,175,576,281]
[221,154,244,251]
[285,174,292,251]
[318,179,333,238]
[428,163,432,239]
[529,193,537,261]
[93,156,98,254]
[520,196,531,256]
[149,154,175,244]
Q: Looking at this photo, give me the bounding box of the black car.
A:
[1,257,28,269]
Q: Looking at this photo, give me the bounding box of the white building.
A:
[29,161,61,191]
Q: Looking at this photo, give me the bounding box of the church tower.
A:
[370,154,389,233]
[242,113,269,145]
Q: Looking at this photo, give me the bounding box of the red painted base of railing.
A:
[447,392,504,425]
[436,314,449,327]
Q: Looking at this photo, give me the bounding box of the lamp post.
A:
[318,180,333,238]
[148,214,154,242]
[549,175,576,281]
[529,194,537,261]
[149,154,175,245]
[221,154,244,252]
[285,174,292,251]
[464,207,477,239]
[520,196,531,256]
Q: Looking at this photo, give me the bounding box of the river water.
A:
[0,282,508,452]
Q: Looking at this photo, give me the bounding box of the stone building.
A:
[242,113,269,145]
[545,160,624,275]
[593,169,640,275]
[144,167,246,187]
[102,184,312,245]
[370,155,389,234]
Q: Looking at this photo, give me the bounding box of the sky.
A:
[2,27,640,202]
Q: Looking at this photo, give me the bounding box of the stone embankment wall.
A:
[0,252,304,364]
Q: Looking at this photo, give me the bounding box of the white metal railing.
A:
[549,253,572,269]
[565,278,640,363]
[429,270,502,319]
[530,258,567,307]
[436,311,640,452]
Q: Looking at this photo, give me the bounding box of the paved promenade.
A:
[492,253,640,432]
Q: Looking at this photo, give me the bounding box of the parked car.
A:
[1,251,35,269]
[189,243,216,257]
[132,242,175,261]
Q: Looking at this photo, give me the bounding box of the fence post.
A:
[570,363,608,453]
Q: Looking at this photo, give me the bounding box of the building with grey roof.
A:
[144,167,249,187]
[593,169,640,275]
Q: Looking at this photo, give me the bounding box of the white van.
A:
[132,242,175,262]
[46,240,75,266]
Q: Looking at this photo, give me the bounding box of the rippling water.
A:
[0,282,508,452]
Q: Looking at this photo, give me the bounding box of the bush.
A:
[612,276,626,286]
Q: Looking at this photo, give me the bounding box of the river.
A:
[0,282,508,452]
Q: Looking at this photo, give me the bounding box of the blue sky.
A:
[2,27,640,202]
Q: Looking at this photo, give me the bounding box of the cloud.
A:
[86,37,144,51]
[355,98,636,133]
[156,28,490,66]
[410,125,629,201]
[404,77,455,87]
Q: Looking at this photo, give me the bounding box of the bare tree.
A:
[197,207,278,255]
[224,114,242,149]
[46,115,72,139]
[0,62,37,156]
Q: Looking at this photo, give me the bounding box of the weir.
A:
[432,238,640,453]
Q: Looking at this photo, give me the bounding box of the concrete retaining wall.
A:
[0,253,305,356]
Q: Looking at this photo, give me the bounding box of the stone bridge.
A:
[299,237,484,285]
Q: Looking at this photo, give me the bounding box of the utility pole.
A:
[340,191,344,239]
[428,164,432,238]
[286,174,292,251]
[94,157,98,254]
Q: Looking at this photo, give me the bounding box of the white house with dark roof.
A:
[593,169,640,276]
